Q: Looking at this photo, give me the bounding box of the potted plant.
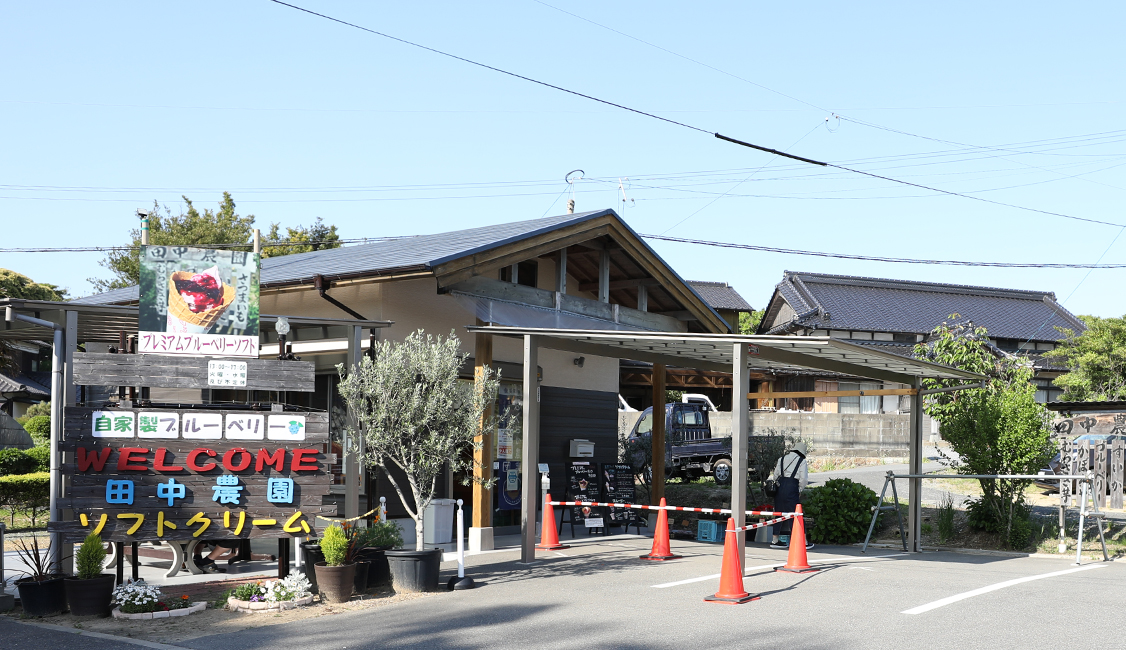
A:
[13,535,66,617]
[65,533,115,617]
[337,330,500,593]
[355,518,404,589]
[313,523,354,603]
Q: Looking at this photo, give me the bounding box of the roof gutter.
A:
[313,274,368,320]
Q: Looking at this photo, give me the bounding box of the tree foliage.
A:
[914,315,1053,548]
[88,193,342,292]
[739,309,765,335]
[261,217,341,257]
[1043,315,1126,401]
[336,330,500,550]
[0,269,67,301]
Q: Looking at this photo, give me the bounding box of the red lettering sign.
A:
[291,449,319,471]
[187,448,217,472]
[153,448,184,472]
[77,447,112,472]
[223,448,253,472]
[256,448,285,472]
[116,448,150,471]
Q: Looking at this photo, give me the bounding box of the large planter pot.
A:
[302,543,325,593]
[352,561,370,593]
[313,562,355,604]
[16,575,67,617]
[386,549,442,593]
[64,575,116,617]
[356,547,391,588]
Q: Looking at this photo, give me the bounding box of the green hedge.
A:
[802,477,881,545]
[23,415,50,439]
[0,448,38,476]
[0,471,50,527]
[24,445,49,472]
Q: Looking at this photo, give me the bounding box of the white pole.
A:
[1075,479,1088,565]
[456,499,465,579]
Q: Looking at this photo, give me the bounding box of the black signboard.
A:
[566,461,602,524]
[601,463,639,524]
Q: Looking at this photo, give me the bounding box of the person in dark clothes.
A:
[770,442,814,550]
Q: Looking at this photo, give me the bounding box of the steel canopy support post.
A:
[48,325,64,572]
[520,335,540,563]
[651,364,666,511]
[908,377,923,552]
[345,325,363,520]
[731,342,750,569]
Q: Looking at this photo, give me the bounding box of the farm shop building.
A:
[76,208,734,546]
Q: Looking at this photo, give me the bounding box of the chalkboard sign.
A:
[601,463,639,525]
[567,461,602,523]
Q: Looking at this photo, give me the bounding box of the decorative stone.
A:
[226,595,314,614]
[112,602,206,620]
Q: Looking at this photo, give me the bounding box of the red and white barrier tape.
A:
[547,500,789,518]
[725,514,796,533]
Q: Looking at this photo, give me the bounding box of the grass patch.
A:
[808,456,896,473]
[0,507,44,533]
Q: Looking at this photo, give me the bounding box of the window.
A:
[839,382,882,414]
[676,410,703,426]
[636,412,653,434]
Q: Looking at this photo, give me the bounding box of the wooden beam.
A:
[472,325,494,530]
[749,388,918,399]
[577,277,660,292]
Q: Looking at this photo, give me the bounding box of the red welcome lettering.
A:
[76,447,112,472]
[223,448,253,472]
[187,448,217,472]
[116,448,150,471]
[153,448,184,472]
[256,448,285,472]
[291,449,319,471]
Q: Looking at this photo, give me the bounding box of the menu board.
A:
[567,461,602,524]
[601,463,639,524]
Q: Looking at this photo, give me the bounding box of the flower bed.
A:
[226,573,314,614]
[111,579,206,620]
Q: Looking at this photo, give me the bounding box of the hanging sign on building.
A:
[138,245,260,357]
[49,407,333,543]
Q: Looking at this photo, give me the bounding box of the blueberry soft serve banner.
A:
[138,246,260,358]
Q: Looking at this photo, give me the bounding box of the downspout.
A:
[313,274,368,320]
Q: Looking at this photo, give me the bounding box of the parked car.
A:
[627,402,733,484]
[1034,433,1124,492]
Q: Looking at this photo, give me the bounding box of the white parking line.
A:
[651,553,908,588]
[902,564,1106,615]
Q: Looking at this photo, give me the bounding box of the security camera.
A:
[136,209,150,219]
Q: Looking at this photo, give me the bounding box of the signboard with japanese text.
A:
[138,245,260,358]
[207,360,248,387]
[50,407,333,544]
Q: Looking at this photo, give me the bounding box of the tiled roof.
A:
[764,271,1085,342]
[0,372,49,399]
[687,281,753,311]
[72,210,616,305]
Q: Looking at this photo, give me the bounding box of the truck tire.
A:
[712,458,733,485]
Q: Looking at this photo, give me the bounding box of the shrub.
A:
[0,471,50,526]
[937,493,956,543]
[356,519,404,549]
[24,445,49,472]
[23,415,50,443]
[321,524,349,566]
[0,448,36,476]
[801,478,880,545]
[76,532,107,580]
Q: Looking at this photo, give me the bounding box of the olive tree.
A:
[336,330,499,550]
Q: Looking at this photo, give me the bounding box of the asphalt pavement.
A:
[3,534,1120,650]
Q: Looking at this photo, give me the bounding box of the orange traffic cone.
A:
[640,498,682,561]
[536,494,570,551]
[705,517,759,604]
[775,504,818,574]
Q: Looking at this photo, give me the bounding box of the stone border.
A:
[226,594,314,613]
[112,601,207,619]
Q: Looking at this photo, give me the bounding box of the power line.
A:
[640,234,1126,269]
[268,0,1126,230]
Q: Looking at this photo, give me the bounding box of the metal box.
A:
[569,439,595,457]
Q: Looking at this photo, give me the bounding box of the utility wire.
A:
[639,234,1126,268]
[268,0,1126,229]
[9,234,1126,269]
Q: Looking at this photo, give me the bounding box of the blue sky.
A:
[2,1,1125,322]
